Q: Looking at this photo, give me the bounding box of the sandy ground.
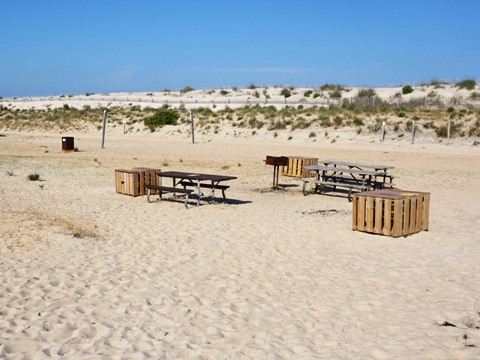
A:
[1,129,480,359]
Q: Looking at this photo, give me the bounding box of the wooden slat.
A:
[422,194,430,231]
[402,198,410,236]
[352,195,358,230]
[415,196,423,233]
[357,196,366,232]
[392,199,403,237]
[409,196,417,234]
[374,197,383,234]
[366,196,374,232]
[384,198,392,236]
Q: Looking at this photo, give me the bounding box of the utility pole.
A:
[411,120,416,144]
[101,108,109,148]
[190,110,195,144]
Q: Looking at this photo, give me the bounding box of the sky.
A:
[1,0,479,97]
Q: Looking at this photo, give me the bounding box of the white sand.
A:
[1,108,480,358]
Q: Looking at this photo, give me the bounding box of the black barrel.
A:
[62,136,74,151]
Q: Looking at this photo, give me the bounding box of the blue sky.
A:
[1,0,479,97]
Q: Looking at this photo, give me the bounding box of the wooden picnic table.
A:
[145,171,237,207]
[302,165,388,200]
[321,159,396,188]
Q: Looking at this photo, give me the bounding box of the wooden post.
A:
[190,110,195,144]
[123,120,126,134]
[101,108,108,148]
[447,120,451,139]
[411,120,416,144]
[381,121,386,142]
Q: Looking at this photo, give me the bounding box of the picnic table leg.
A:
[210,182,216,202]
[196,180,201,206]
[147,187,152,203]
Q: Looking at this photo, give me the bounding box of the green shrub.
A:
[144,109,179,130]
[423,121,435,129]
[470,92,480,100]
[27,173,40,181]
[220,90,229,96]
[330,90,342,98]
[357,88,376,97]
[304,90,313,97]
[456,79,476,90]
[320,83,345,92]
[447,107,455,113]
[353,117,364,126]
[180,86,194,94]
[435,121,459,138]
[405,120,413,131]
[402,85,414,95]
[280,88,291,98]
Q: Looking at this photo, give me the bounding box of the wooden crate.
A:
[115,169,141,196]
[281,156,318,178]
[352,189,430,237]
[115,168,161,196]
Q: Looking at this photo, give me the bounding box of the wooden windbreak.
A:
[352,189,430,237]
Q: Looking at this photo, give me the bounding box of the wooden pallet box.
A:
[132,167,161,195]
[115,168,161,196]
[115,169,141,196]
[352,189,430,237]
[281,156,318,178]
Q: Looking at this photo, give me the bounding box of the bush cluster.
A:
[402,85,414,95]
[144,109,179,131]
[456,79,476,90]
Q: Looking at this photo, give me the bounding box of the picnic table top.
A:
[321,159,394,170]
[156,170,237,182]
[304,165,385,176]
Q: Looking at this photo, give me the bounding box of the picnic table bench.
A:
[179,181,230,200]
[145,184,193,208]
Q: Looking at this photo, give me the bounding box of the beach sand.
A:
[1,128,480,359]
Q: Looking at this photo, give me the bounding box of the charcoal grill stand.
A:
[265,156,289,190]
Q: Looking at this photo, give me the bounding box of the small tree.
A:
[280,88,291,98]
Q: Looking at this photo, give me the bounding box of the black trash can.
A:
[62,137,74,151]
